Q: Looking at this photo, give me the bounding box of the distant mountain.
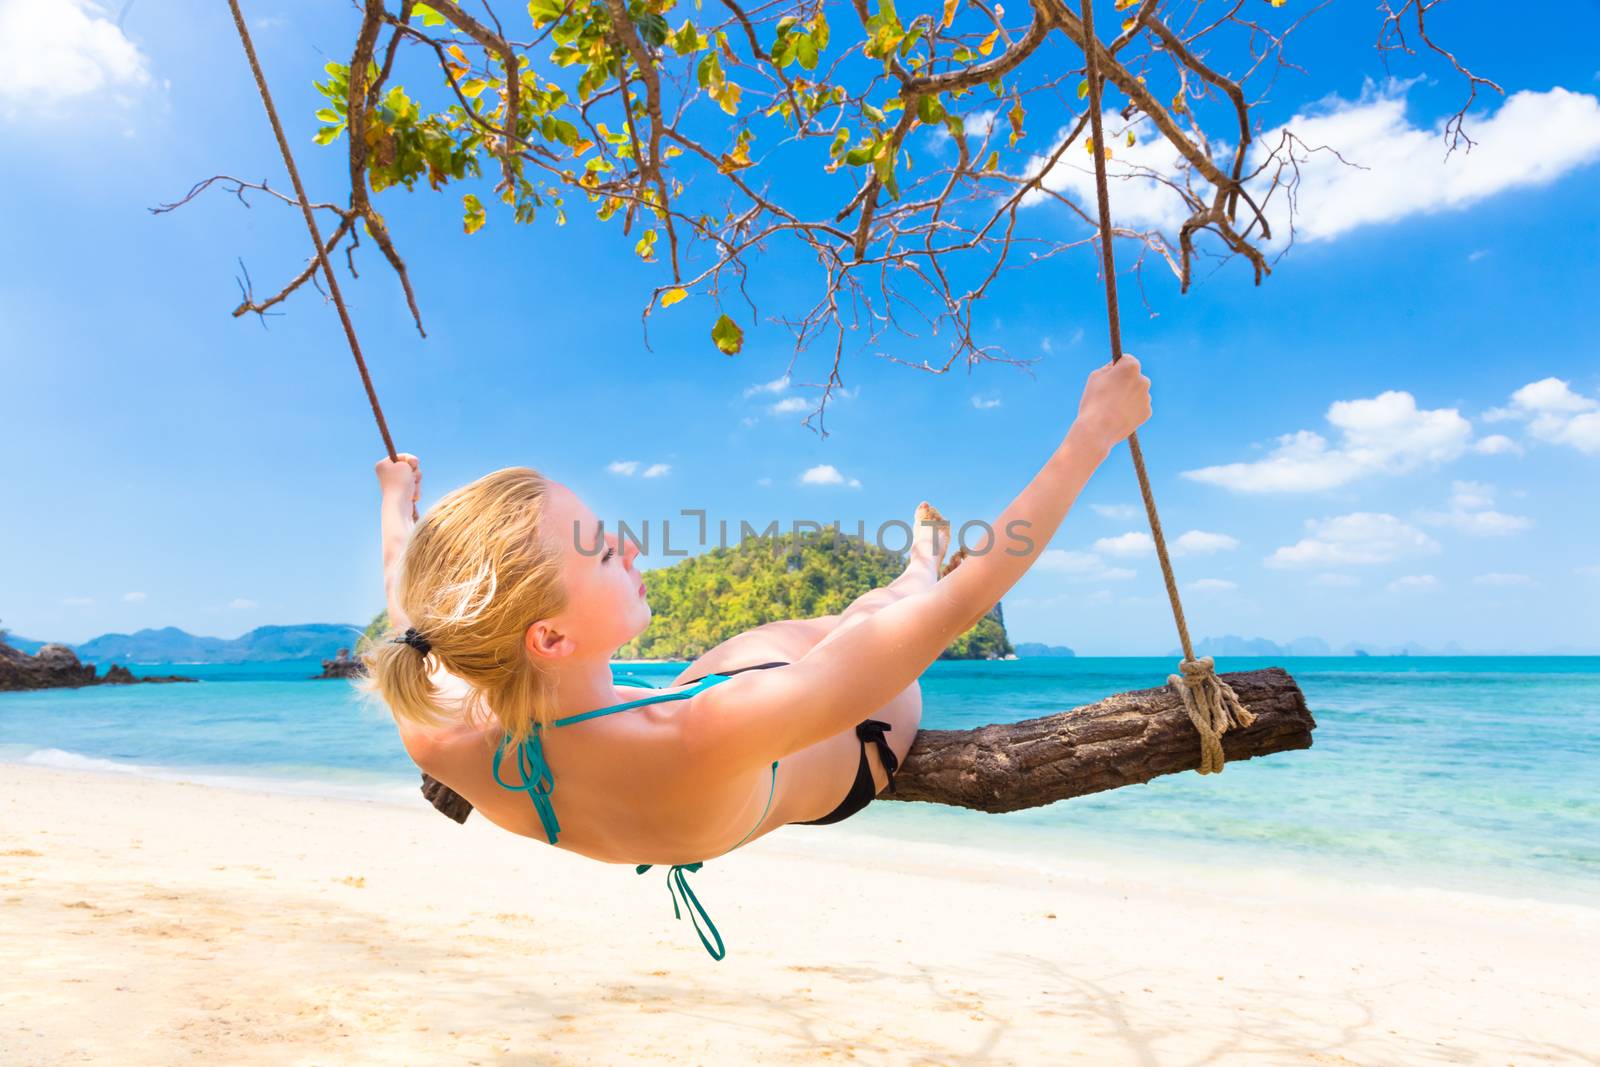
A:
[1014,642,1077,658]
[4,624,366,664]
[1164,635,1470,657]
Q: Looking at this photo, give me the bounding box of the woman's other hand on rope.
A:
[376,452,422,523]
[1074,354,1152,453]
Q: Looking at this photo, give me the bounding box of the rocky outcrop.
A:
[0,640,196,692]
[314,648,366,680]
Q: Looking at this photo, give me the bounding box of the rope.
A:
[1078,0,1254,773]
[226,0,415,521]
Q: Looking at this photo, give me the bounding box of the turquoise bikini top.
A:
[490,670,779,961]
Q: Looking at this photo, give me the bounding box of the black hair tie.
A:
[394,627,432,656]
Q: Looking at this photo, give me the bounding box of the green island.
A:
[363,528,1011,661]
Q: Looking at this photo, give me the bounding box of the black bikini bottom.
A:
[677,660,900,827]
[792,717,899,826]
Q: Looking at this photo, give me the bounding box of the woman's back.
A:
[410,672,791,866]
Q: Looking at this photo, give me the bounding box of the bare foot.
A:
[909,501,950,573]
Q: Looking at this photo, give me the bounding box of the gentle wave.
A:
[10,745,419,807]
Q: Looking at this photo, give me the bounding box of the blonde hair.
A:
[357,467,568,748]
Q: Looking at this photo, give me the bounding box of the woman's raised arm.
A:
[685,356,1153,774]
[376,453,422,631]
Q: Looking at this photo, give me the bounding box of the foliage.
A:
[358,609,392,656]
[364,530,1010,663]
[172,3,1488,435]
[615,526,1011,660]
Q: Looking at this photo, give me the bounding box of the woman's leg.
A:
[671,504,948,684]
[810,502,948,652]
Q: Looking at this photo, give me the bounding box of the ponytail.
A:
[354,467,569,749]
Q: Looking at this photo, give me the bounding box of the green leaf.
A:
[697,50,723,90]
[413,3,446,26]
[312,125,344,145]
[711,313,744,355]
[314,107,341,123]
[528,0,564,25]
[635,229,658,260]
[795,34,819,70]
[1077,80,1089,100]
[810,12,830,50]
[461,78,488,98]
[915,94,945,124]
[637,12,670,47]
[462,193,487,234]
[669,20,704,55]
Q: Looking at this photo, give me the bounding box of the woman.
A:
[360,355,1151,956]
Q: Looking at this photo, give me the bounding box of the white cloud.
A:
[121,591,146,603]
[0,0,152,118]
[755,476,772,487]
[1090,503,1140,520]
[1092,531,1154,557]
[1258,84,1600,242]
[1473,572,1534,587]
[1467,249,1490,263]
[1471,434,1522,456]
[1083,528,1236,562]
[610,459,671,478]
[1576,564,1600,578]
[1022,83,1600,247]
[770,397,810,414]
[1266,512,1439,569]
[1024,83,1600,246]
[229,598,258,610]
[1387,574,1438,593]
[1482,377,1600,455]
[1415,480,1533,537]
[61,596,94,607]
[740,416,758,428]
[1182,390,1475,493]
[742,375,790,398]
[971,394,1002,410]
[1188,578,1236,592]
[1172,530,1240,556]
[800,464,861,488]
[1035,549,1136,583]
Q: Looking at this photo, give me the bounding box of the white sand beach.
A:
[2,763,1596,1065]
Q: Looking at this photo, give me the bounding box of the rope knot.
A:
[1168,657,1257,775]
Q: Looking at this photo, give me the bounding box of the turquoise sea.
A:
[3,657,1596,904]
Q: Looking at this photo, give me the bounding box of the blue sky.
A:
[2,0,1596,654]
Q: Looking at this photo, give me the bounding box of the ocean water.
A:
[3,657,1596,904]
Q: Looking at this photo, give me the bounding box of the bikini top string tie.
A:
[636,862,727,961]
[490,728,562,844]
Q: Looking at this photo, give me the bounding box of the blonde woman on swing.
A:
[361,355,1151,958]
